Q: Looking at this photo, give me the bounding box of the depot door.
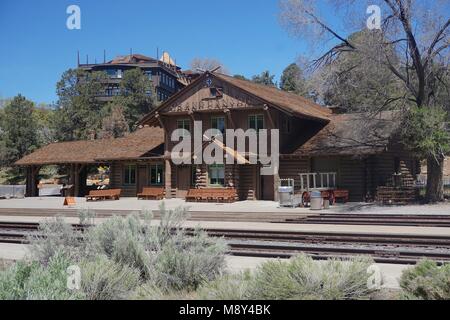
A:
[137,165,147,194]
[177,166,191,198]
[260,174,274,200]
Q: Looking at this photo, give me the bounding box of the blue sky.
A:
[0,0,338,104]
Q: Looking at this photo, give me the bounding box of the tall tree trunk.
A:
[425,154,445,203]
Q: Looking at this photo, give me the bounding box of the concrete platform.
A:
[1,197,449,215]
[0,197,315,212]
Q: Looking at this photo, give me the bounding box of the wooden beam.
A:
[263,104,275,129]
[164,159,172,199]
[224,108,235,129]
[74,164,82,197]
[27,165,40,197]
[273,167,280,202]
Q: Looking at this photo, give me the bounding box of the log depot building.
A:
[16,71,420,202]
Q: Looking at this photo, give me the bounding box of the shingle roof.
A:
[291,112,401,156]
[214,73,331,122]
[109,54,156,64]
[15,126,164,166]
[138,71,331,126]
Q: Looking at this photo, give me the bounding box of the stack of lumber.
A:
[376,186,417,205]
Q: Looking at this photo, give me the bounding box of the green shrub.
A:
[0,252,82,300]
[22,203,227,297]
[400,260,450,300]
[152,229,227,291]
[250,255,374,300]
[77,208,96,226]
[198,271,253,300]
[80,255,141,300]
[86,204,227,292]
[132,281,197,300]
[86,214,153,279]
[0,260,38,299]
[249,259,300,299]
[319,258,376,300]
[27,217,85,265]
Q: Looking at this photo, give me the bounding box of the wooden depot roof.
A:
[15,126,164,166]
[213,73,331,122]
[138,71,331,126]
[290,111,401,156]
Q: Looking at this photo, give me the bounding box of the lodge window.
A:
[177,119,191,136]
[248,114,264,132]
[124,164,136,185]
[211,116,225,135]
[208,164,225,186]
[149,164,164,185]
[210,87,223,98]
[191,166,197,187]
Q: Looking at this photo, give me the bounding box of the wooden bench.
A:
[186,188,237,203]
[137,187,165,200]
[86,189,121,201]
[332,189,349,203]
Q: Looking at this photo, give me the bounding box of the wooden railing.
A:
[299,172,337,192]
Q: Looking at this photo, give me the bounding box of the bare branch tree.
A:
[189,58,230,75]
[279,0,450,202]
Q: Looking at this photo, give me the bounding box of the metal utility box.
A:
[279,179,294,207]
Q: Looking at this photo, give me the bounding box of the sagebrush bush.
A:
[400,260,450,300]
[80,255,141,300]
[16,203,227,298]
[0,252,82,300]
[85,204,227,292]
[152,229,227,291]
[319,258,376,300]
[0,260,38,299]
[198,271,253,300]
[77,208,96,226]
[198,255,375,300]
[27,216,85,265]
[86,214,153,279]
[132,281,197,300]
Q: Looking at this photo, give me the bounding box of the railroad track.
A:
[2,221,450,265]
[283,213,450,227]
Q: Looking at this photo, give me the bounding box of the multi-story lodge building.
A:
[79,53,187,102]
[17,71,419,202]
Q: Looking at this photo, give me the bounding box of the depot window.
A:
[208,164,225,186]
[124,164,136,185]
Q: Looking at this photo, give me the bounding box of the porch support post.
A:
[165,157,172,199]
[26,166,40,197]
[25,166,32,197]
[157,112,173,199]
[74,164,80,197]
[68,164,76,196]
[273,166,280,202]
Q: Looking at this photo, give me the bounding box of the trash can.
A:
[323,199,330,209]
[278,186,294,207]
[310,190,322,210]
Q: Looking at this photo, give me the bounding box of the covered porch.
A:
[15,126,166,198]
